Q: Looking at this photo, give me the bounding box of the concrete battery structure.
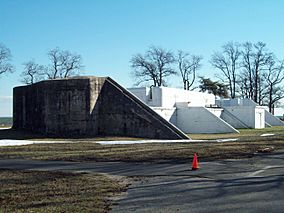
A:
[13,76,189,139]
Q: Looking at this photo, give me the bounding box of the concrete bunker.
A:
[128,87,239,134]
[128,86,284,134]
[13,76,189,139]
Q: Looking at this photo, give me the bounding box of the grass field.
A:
[0,169,127,213]
[0,126,283,162]
[190,126,284,140]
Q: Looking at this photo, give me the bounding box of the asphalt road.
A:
[0,151,283,213]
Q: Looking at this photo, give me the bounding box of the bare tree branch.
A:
[46,47,83,79]
[130,46,176,86]
[20,60,46,85]
[241,42,273,104]
[210,42,241,98]
[177,50,202,90]
[0,44,14,75]
[262,58,284,113]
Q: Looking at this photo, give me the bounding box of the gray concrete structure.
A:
[13,77,189,139]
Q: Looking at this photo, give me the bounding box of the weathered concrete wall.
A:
[13,77,188,139]
[97,78,188,139]
[13,78,94,136]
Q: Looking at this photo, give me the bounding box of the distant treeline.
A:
[0,117,12,127]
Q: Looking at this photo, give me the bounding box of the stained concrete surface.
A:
[0,151,283,213]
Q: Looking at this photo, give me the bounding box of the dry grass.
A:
[0,127,284,162]
[189,126,284,140]
[0,169,127,213]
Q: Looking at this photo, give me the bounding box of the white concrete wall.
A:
[152,107,177,125]
[220,108,249,129]
[207,108,223,117]
[265,110,284,126]
[216,98,258,107]
[225,107,254,128]
[148,87,163,107]
[128,87,215,108]
[217,98,269,129]
[176,107,238,134]
[159,87,215,108]
[128,88,272,131]
[221,106,265,129]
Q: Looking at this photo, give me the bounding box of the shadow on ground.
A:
[0,128,143,141]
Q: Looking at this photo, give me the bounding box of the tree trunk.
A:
[269,85,273,113]
[183,80,187,90]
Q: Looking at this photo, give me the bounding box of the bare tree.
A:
[239,74,250,98]
[211,42,241,98]
[0,44,14,75]
[130,46,176,87]
[241,42,273,104]
[46,47,83,79]
[177,50,202,90]
[20,60,46,84]
[240,42,254,99]
[263,59,284,113]
[130,54,157,86]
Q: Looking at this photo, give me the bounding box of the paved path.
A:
[0,151,283,213]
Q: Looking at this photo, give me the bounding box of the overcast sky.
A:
[1,0,284,116]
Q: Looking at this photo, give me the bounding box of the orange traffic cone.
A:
[192,153,199,170]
